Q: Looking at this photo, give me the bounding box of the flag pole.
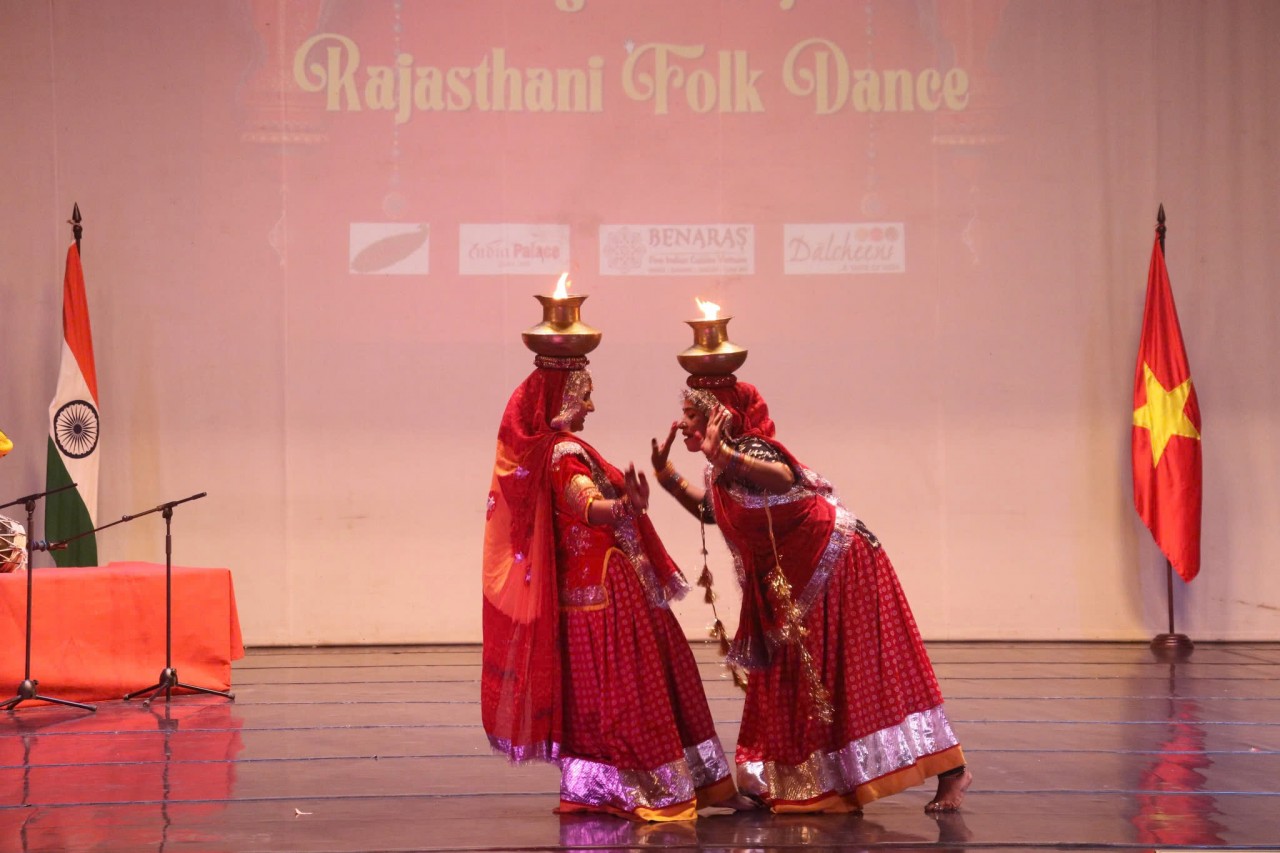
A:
[1149,203,1194,663]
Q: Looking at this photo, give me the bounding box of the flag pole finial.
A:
[68,203,83,255]
[1156,204,1166,254]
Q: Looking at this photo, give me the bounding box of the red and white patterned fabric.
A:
[703,381,966,811]
[482,365,734,820]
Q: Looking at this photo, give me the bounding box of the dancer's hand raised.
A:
[623,463,650,514]
[701,409,730,459]
[651,422,678,471]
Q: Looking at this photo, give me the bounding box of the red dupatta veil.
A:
[482,363,686,761]
[481,365,575,762]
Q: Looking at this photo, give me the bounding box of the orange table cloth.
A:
[0,561,243,704]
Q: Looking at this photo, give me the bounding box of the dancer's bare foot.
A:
[719,793,765,811]
[925,768,971,813]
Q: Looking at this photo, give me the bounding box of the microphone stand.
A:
[0,484,96,712]
[113,492,234,706]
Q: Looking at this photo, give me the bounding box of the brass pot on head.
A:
[522,294,602,358]
[677,316,747,377]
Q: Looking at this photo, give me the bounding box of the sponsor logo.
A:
[784,223,905,274]
[600,224,754,275]
[349,223,430,275]
[459,224,569,275]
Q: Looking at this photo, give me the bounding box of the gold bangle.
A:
[714,443,733,468]
[663,474,689,495]
[656,462,687,491]
[723,448,744,479]
[610,497,632,521]
[567,475,601,524]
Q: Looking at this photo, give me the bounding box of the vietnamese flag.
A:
[1132,234,1201,582]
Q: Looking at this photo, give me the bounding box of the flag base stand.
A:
[1150,632,1194,662]
[1150,556,1194,663]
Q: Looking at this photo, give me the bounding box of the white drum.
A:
[0,514,27,573]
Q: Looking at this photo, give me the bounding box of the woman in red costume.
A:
[652,376,972,814]
[481,351,740,821]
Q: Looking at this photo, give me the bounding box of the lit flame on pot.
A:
[552,272,571,300]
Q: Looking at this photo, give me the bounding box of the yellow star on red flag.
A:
[1131,230,1201,583]
[1133,363,1200,466]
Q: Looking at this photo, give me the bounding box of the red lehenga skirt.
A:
[734,525,965,812]
[557,549,735,820]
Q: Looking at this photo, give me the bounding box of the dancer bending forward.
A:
[653,379,971,814]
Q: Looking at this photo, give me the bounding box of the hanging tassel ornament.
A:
[763,503,834,725]
[700,508,746,690]
[698,564,716,603]
[710,618,732,657]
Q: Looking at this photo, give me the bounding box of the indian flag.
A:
[46,243,100,567]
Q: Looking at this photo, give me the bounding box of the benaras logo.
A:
[600,225,755,276]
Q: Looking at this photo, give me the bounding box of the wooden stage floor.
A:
[2,642,1279,852]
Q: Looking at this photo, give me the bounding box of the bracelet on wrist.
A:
[659,469,687,492]
[610,496,633,521]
